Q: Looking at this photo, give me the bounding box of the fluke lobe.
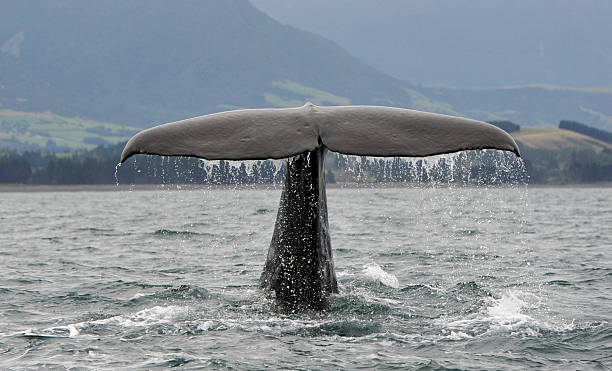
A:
[120,103,520,309]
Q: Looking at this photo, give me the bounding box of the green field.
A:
[3,107,612,158]
[0,110,139,151]
[264,80,351,107]
[512,126,612,152]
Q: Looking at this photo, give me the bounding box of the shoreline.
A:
[1,181,611,192]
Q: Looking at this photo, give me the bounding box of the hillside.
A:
[1,0,611,147]
[0,0,419,127]
[251,1,612,131]
[0,110,138,151]
[512,127,612,152]
[252,0,612,88]
[421,85,612,131]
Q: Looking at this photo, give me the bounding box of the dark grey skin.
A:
[259,146,337,309]
[120,103,520,309]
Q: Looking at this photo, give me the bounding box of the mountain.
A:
[251,0,612,130]
[1,0,611,150]
[419,85,612,131]
[0,0,419,126]
[251,0,612,88]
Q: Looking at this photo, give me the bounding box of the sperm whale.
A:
[120,103,520,309]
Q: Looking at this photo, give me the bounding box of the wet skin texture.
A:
[260,146,337,309]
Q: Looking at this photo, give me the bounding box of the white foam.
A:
[24,305,191,338]
[197,320,216,331]
[335,271,355,278]
[90,305,190,328]
[196,316,325,335]
[363,262,399,288]
[486,290,534,327]
[66,324,80,337]
[439,290,575,338]
[445,330,473,340]
[128,292,154,300]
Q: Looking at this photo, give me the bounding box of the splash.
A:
[439,290,574,338]
[330,149,527,185]
[363,262,399,288]
[114,149,526,187]
[20,305,192,338]
[114,162,121,186]
[197,158,286,184]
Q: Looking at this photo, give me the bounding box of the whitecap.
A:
[362,262,399,288]
[444,330,473,340]
[23,305,191,338]
[128,292,154,300]
[66,324,80,337]
[91,305,190,328]
[437,290,575,338]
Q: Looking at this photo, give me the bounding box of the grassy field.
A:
[2,106,611,156]
[512,126,612,152]
[0,110,139,151]
[265,80,351,107]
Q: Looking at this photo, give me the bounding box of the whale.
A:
[120,103,520,309]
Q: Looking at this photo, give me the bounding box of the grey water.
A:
[0,186,610,369]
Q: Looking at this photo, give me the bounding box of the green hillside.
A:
[507,126,612,184]
[0,110,138,151]
[513,126,612,152]
[0,0,420,127]
[1,0,611,149]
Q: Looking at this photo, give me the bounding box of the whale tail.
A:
[259,146,337,309]
[120,103,520,308]
[120,103,519,164]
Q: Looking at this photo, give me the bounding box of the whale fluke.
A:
[120,103,519,164]
[120,103,520,309]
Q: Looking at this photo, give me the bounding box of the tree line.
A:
[2,125,612,185]
[559,120,612,144]
[1,142,530,185]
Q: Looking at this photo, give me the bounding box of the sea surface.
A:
[0,185,610,369]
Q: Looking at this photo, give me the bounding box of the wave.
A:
[254,208,273,215]
[436,290,575,338]
[19,305,193,339]
[194,316,382,338]
[76,227,118,236]
[153,229,210,237]
[329,292,394,315]
[362,262,399,288]
[127,285,210,303]
[15,304,385,341]
[182,222,210,228]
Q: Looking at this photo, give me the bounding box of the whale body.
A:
[120,103,520,309]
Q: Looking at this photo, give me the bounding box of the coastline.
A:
[0,183,283,193]
[1,181,611,192]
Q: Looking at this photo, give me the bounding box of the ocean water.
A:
[0,185,610,369]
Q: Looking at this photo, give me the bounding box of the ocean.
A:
[0,185,610,369]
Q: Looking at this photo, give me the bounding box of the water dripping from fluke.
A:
[119,103,521,310]
[114,162,122,186]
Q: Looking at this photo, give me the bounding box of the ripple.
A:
[77,227,118,236]
[153,229,204,237]
[294,320,382,337]
[329,294,393,315]
[126,285,211,304]
[254,208,273,215]
[546,280,573,286]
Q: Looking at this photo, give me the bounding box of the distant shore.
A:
[1,181,611,192]
[0,183,281,193]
